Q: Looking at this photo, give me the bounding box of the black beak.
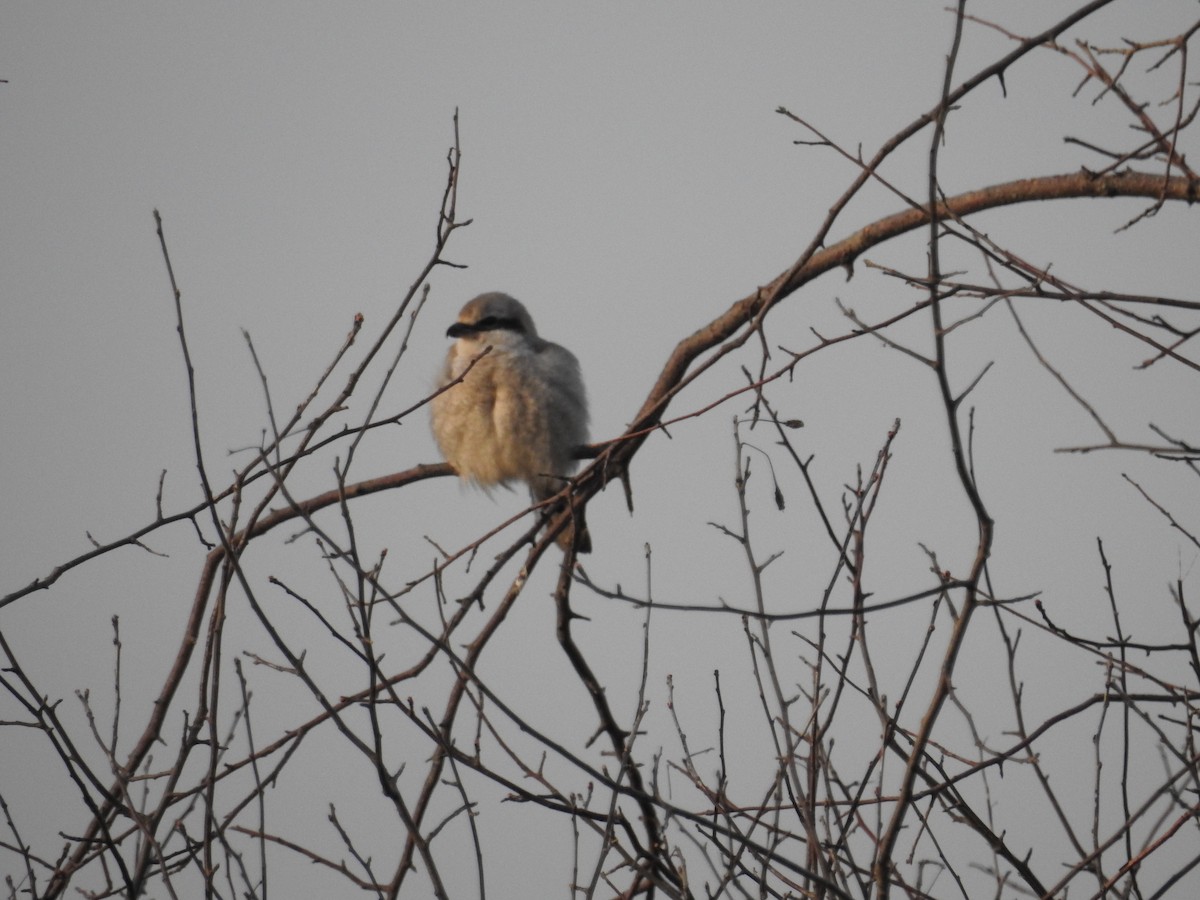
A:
[446,322,474,338]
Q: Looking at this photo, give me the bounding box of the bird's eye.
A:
[474,315,523,333]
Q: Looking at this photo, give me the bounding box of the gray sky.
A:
[3,3,1198,898]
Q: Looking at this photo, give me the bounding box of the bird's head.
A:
[446,292,538,343]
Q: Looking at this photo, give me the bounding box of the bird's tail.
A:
[556,505,591,554]
[535,480,591,554]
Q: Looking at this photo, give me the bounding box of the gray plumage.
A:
[431,292,590,552]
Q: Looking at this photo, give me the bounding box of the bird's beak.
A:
[446,322,474,339]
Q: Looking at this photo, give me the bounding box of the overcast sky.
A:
[3,3,1198,898]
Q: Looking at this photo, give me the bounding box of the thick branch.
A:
[623,170,1196,447]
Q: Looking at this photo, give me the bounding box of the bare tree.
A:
[3,4,1199,898]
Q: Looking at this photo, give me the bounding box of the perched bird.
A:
[431,292,591,552]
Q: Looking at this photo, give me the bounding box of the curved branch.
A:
[619,170,1197,453]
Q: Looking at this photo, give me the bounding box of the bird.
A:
[431,292,591,552]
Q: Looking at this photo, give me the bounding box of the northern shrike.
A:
[431,292,591,552]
